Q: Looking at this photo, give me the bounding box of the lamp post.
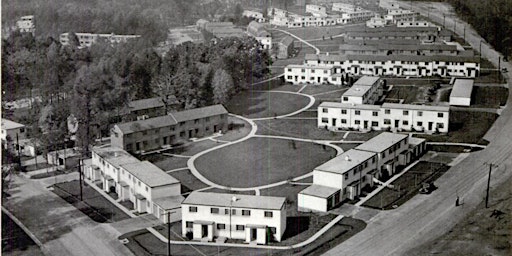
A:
[484,163,498,208]
[230,196,238,239]
[167,211,176,256]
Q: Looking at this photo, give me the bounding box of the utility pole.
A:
[167,211,171,256]
[484,162,498,208]
[16,134,21,166]
[463,26,466,41]
[443,14,445,28]
[78,158,83,201]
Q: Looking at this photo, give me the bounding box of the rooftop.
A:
[355,132,408,153]
[1,119,25,130]
[381,103,450,112]
[299,184,339,198]
[343,85,374,97]
[353,76,380,86]
[120,161,179,187]
[170,104,227,123]
[319,101,382,110]
[115,115,177,134]
[409,137,426,146]
[153,195,185,210]
[315,149,376,174]
[128,97,165,112]
[182,191,286,210]
[450,79,474,98]
[92,146,139,169]
[305,53,480,63]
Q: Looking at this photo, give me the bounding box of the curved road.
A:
[324,1,512,255]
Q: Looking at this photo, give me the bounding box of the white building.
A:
[243,10,266,23]
[397,20,438,29]
[247,21,272,50]
[337,9,374,24]
[283,53,480,80]
[59,32,141,48]
[1,119,26,151]
[385,9,419,24]
[306,4,328,17]
[182,192,286,244]
[285,64,338,85]
[332,3,361,13]
[341,76,382,105]
[298,149,377,212]
[16,15,35,34]
[89,146,182,222]
[366,15,387,28]
[449,78,474,106]
[318,102,450,133]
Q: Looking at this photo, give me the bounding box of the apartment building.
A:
[285,64,338,85]
[124,97,166,121]
[397,20,438,28]
[59,32,140,48]
[385,9,419,24]
[449,78,474,106]
[332,3,362,13]
[318,101,450,133]
[355,133,409,176]
[298,149,378,212]
[182,192,287,244]
[366,15,387,28]
[111,105,228,153]
[337,9,374,24]
[306,4,328,17]
[243,10,266,23]
[16,15,35,34]
[339,43,460,56]
[89,146,182,221]
[341,76,382,104]
[247,21,272,50]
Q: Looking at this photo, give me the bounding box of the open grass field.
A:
[226,90,311,119]
[167,169,208,194]
[472,86,509,108]
[385,85,424,104]
[255,118,347,141]
[363,161,450,210]
[52,180,130,223]
[194,137,336,187]
[415,111,498,144]
[299,84,346,96]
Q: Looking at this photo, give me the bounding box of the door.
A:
[136,142,140,151]
[332,118,337,127]
[251,228,257,241]
[163,136,168,145]
[428,122,433,131]
[189,130,193,138]
[394,120,399,128]
[364,120,368,129]
[202,225,208,238]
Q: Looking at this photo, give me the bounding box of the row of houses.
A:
[298,132,427,212]
[87,146,182,222]
[110,104,229,154]
[284,53,480,83]
[59,32,141,48]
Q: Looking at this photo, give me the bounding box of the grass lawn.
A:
[167,169,209,194]
[299,85,346,96]
[30,168,76,179]
[146,155,189,172]
[331,143,362,152]
[344,131,383,141]
[194,137,336,188]
[218,115,252,142]
[414,111,498,144]
[428,144,484,153]
[385,85,424,104]
[201,188,255,195]
[472,86,508,108]
[363,161,450,210]
[52,180,130,223]
[255,118,347,140]
[475,70,506,84]
[226,90,311,119]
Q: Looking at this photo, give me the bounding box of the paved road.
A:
[3,174,134,256]
[324,1,512,255]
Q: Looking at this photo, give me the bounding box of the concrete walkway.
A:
[250,90,316,121]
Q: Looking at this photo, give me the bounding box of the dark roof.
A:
[305,53,480,63]
[115,115,177,134]
[170,104,228,123]
[339,43,457,52]
[128,97,165,112]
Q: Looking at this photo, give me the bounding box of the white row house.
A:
[337,9,374,24]
[283,53,480,81]
[341,76,383,105]
[89,146,182,222]
[318,101,450,133]
[332,3,362,13]
[306,4,328,17]
[397,20,438,29]
[284,64,341,85]
[385,9,419,24]
[243,10,266,23]
[60,32,140,48]
[339,43,461,56]
[298,132,426,212]
[182,192,287,244]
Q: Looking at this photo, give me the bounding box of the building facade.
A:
[341,76,382,105]
[1,119,26,152]
[59,32,141,48]
[124,97,166,121]
[449,78,474,106]
[111,105,228,153]
[182,192,287,244]
[306,4,328,17]
[247,21,272,50]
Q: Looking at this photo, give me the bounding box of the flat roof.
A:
[340,43,457,52]
[1,119,25,130]
[315,149,376,174]
[305,53,480,63]
[152,195,184,210]
[128,97,165,112]
[170,104,228,123]
[355,132,408,153]
[343,85,373,97]
[299,185,339,198]
[319,101,381,110]
[92,146,140,169]
[381,103,450,112]
[121,161,179,187]
[354,76,380,86]
[287,64,332,70]
[182,191,286,210]
[409,137,426,146]
[450,79,474,98]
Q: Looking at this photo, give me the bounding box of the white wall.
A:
[313,170,343,188]
[298,194,327,212]
[449,96,471,106]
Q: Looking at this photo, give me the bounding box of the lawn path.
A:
[250,90,315,121]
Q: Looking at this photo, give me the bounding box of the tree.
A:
[212,69,234,104]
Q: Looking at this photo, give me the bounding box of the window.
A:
[236,225,245,231]
[355,120,360,125]
[145,186,148,192]
[341,119,347,124]
[205,117,210,122]
[170,126,175,131]
[344,173,349,180]
[355,110,361,115]
[372,111,378,117]
[371,121,378,127]
[211,207,219,214]
[321,118,329,123]
[189,206,197,212]
[403,110,409,116]
[437,123,445,129]
[341,109,347,114]
[403,120,409,126]
[417,121,423,126]
[242,210,251,216]
[179,122,185,126]
[343,97,348,102]
[418,111,423,117]
[438,113,444,118]
[224,209,229,215]
[311,69,315,73]
[264,211,273,218]
[180,131,186,137]
[372,156,376,163]
[322,108,328,113]
[217,223,226,230]
[194,119,199,124]
[288,68,292,72]
[186,221,193,228]
[231,209,236,215]
[384,119,391,125]
[385,109,390,114]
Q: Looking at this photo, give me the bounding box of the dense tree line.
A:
[447,0,512,59]
[2,31,270,155]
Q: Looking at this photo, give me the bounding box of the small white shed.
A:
[449,79,474,106]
